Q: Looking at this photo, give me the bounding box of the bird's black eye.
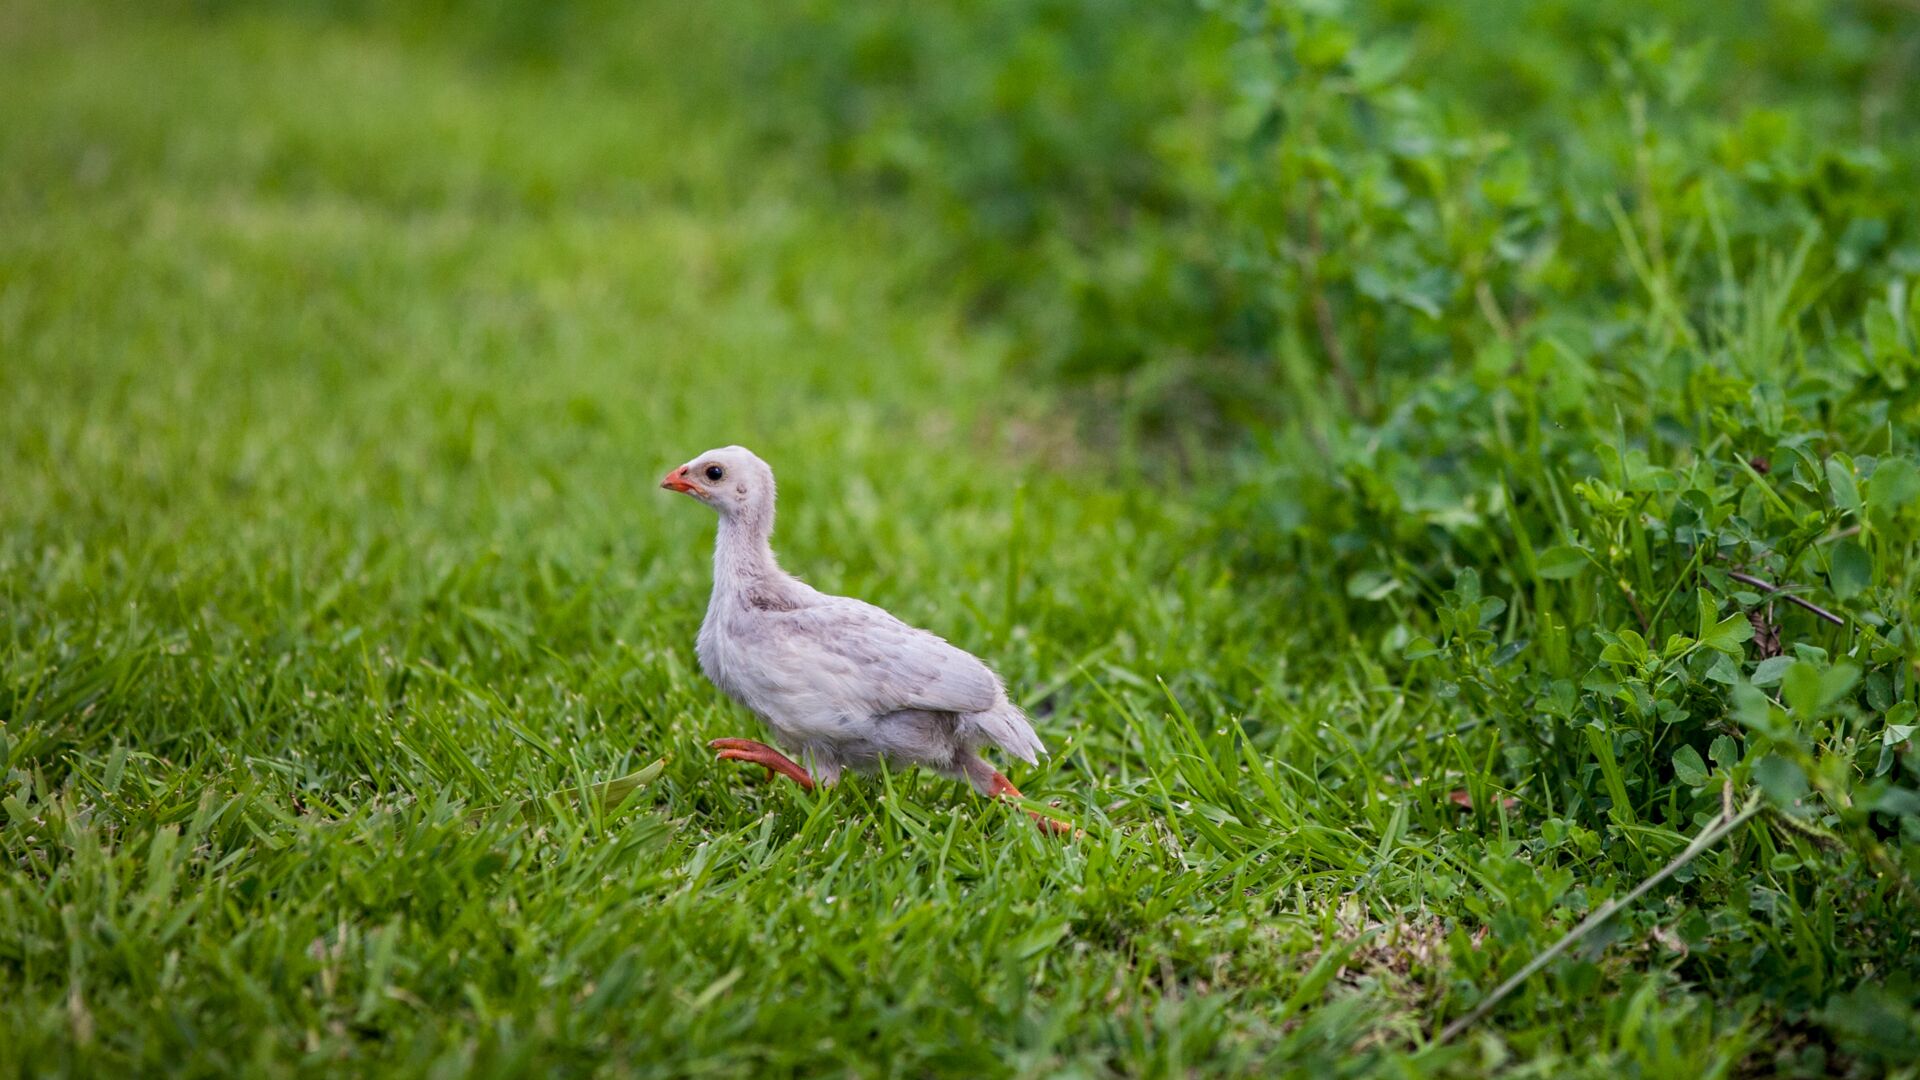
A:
[704,465,725,482]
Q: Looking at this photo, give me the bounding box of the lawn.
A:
[3,2,1918,1077]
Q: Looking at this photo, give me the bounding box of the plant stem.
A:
[1436,793,1763,1044]
[1725,570,1845,627]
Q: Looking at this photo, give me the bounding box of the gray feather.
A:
[770,598,1000,715]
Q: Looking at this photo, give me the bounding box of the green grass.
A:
[3,4,1916,1077]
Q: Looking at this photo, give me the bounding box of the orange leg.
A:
[983,769,1076,837]
[709,738,815,791]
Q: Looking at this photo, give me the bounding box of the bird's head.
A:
[661,445,776,521]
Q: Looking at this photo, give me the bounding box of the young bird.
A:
[662,445,1069,834]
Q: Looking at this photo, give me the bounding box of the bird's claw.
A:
[707,737,766,752]
[983,769,1079,838]
[1028,810,1081,839]
[708,738,816,791]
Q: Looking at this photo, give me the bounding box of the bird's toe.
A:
[709,737,768,752]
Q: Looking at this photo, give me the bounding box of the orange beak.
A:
[661,466,699,494]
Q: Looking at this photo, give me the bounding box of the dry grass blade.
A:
[586,758,670,814]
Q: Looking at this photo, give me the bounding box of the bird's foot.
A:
[984,769,1079,838]
[709,738,815,791]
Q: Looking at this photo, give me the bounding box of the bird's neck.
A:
[712,507,779,590]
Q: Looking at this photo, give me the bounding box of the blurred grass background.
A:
[4,0,1920,1076]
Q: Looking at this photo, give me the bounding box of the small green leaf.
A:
[1827,540,1871,600]
[1823,662,1863,708]
[1754,754,1809,812]
[1862,785,1920,817]
[1866,300,1909,362]
[1617,628,1649,663]
[1709,734,1740,769]
[1780,663,1819,715]
[1825,456,1862,515]
[1345,569,1400,601]
[1535,545,1589,580]
[1732,682,1785,738]
[1704,654,1739,684]
[1782,661,1860,717]
[1348,37,1412,89]
[1866,457,1920,528]
[1671,746,1709,787]
[1749,656,1795,687]
[1012,918,1072,959]
[1866,671,1895,712]
[1700,612,1755,656]
[1477,596,1507,626]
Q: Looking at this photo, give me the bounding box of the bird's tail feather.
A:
[959,703,1044,764]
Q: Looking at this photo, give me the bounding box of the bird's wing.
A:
[769,596,1000,716]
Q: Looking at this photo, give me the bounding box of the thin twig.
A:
[1725,570,1845,627]
[1620,581,1651,634]
[1437,793,1763,1044]
[1299,181,1362,417]
[1475,279,1514,342]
